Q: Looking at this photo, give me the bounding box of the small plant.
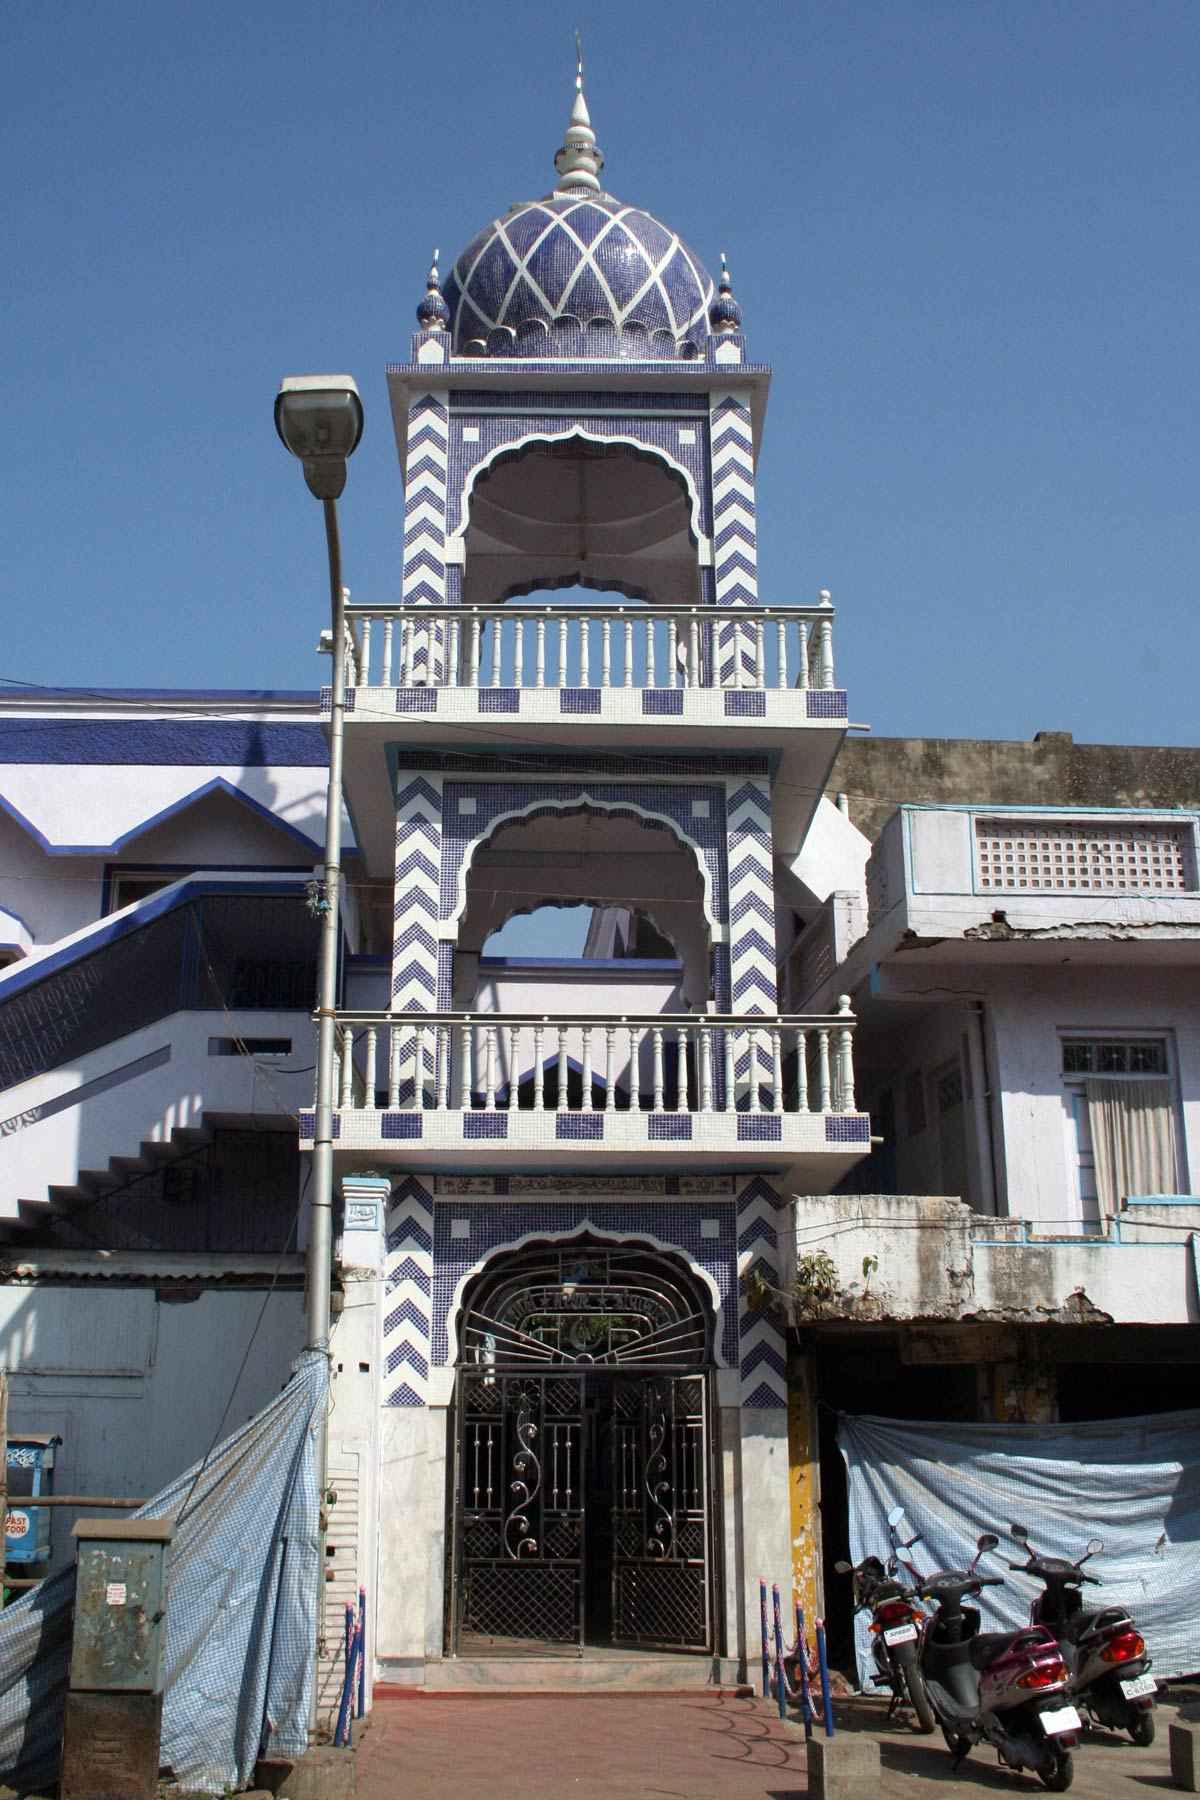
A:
[794,1250,841,1309]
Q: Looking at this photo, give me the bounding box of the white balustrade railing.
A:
[343,600,835,694]
[325,1005,857,1119]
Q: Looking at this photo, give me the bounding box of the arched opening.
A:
[448,1239,716,1656]
[461,436,702,611]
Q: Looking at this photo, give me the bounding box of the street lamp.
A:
[274,374,362,1363]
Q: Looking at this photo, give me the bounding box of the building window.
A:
[1060,1034,1181,1225]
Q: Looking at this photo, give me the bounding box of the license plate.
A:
[1120,1673,1156,1700]
[883,1624,918,1645]
[1039,1705,1081,1736]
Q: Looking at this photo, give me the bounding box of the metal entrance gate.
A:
[448,1242,717,1656]
[451,1369,712,1653]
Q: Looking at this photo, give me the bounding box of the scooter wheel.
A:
[894,1644,937,1735]
[1037,1749,1074,1792]
[1130,1711,1155,1748]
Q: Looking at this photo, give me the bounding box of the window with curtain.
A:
[1061,1037,1182,1223]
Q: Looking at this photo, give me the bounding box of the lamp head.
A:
[275,375,363,499]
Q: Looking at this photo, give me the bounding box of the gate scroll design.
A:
[610,1374,710,1650]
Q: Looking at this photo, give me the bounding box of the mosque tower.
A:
[315,55,867,1686]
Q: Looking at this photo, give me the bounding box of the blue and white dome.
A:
[434,62,715,360]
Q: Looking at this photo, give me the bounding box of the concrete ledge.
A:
[1171,1719,1200,1792]
[410,1653,744,1694]
[806,1734,881,1799]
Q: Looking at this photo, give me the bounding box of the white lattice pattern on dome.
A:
[975,819,1195,892]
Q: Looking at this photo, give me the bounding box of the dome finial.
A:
[554,32,604,194]
[709,249,743,333]
[416,246,450,331]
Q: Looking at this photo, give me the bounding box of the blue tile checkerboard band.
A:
[736,1176,787,1407]
[384,1177,435,1405]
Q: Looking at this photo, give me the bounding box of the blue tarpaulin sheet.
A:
[0,1347,327,1795]
[838,1407,1200,1688]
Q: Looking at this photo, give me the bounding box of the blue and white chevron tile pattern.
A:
[737,1175,787,1408]
[393,775,443,1020]
[403,391,449,683]
[709,390,759,685]
[726,778,776,1023]
[384,1177,434,1406]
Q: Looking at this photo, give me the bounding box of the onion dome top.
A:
[437,51,715,360]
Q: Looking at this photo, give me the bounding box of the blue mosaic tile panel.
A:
[648,1115,693,1139]
[390,750,769,777]
[463,1113,508,1139]
[643,690,684,716]
[724,691,766,717]
[556,1114,603,1140]
[806,690,849,719]
[381,1113,423,1139]
[397,689,438,713]
[479,689,520,714]
[384,1176,435,1406]
[560,688,602,714]
[431,1198,739,1367]
[735,1175,787,1408]
[736,1115,782,1141]
[825,1114,871,1142]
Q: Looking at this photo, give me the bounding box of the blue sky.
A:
[4,0,1198,747]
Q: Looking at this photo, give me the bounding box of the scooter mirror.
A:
[886,1505,906,1528]
[834,1560,853,1574]
[1010,1523,1030,1542]
[977,1533,1000,1553]
[1085,1538,1103,1557]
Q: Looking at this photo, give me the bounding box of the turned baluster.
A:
[483,1026,497,1109]
[675,1026,689,1112]
[816,591,835,689]
[605,1025,617,1111]
[622,614,632,687]
[536,617,546,689]
[700,1027,714,1113]
[358,617,372,687]
[512,617,524,688]
[556,1025,569,1111]
[771,1026,784,1114]
[413,1021,426,1109]
[754,618,765,689]
[652,1027,665,1114]
[364,1026,378,1109]
[723,1026,735,1113]
[748,1027,761,1113]
[775,617,786,690]
[436,1025,451,1112]
[468,616,481,688]
[579,615,590,687]
[688,614,700,688]
[489,620,501,687]
[460,1019,474,1110]
[668,617,679,688]
[340,1026,354,1108]
[533,1024,545,1112]
[628,1025,643,1111]
[817,1027,832,1113]
[836,995,856,1112]
[794,1028,809,1112]
[581,1025,595,1111]
[796,620,809,690]
[601,617,612,688]
[381,617,394,687]
[549,613,562,687]
[388,1024,401,1109]
[507,1025,521,1111]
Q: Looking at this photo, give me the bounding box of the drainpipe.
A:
[970,1001,1000,1216]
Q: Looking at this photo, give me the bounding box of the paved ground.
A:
[355,1688,1185,1799]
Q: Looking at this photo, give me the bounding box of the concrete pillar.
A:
[787,1349,823,1630]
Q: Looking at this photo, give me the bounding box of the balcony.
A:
[301,1007,871,1184]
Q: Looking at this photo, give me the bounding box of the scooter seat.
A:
[970,1632,1020,1670]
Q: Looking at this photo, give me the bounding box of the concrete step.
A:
[402,1653,746,1695]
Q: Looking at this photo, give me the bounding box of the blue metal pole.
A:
[356,1585,367,1718]
[335,1605,357,1747]
[795,1600,814,1739]
[759,1579,770,1699]
[772,1584,787,1721]
[815,1617,835,1737]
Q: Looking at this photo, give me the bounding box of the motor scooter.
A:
[911,1524,1082,1791]
[834,1506,935,1733]
[1008,1523,1157,1747]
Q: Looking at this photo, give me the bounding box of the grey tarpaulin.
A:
[838,1407,1200,1689]
[0,1347,327,1795]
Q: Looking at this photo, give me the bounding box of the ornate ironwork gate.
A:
[448,1244,715,1656]
[610,1374,709,1649]
[454,1371,586,1651]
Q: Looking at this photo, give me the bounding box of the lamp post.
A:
[275,377,362,1725]
[274,374,363,1359]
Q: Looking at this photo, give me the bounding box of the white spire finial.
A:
[554,33,604,194]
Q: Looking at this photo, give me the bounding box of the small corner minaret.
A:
[553,35,605,194]
[709,252,743,334]
[416,248,450,331]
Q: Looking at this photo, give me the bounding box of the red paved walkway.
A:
[356,1693,809,1800]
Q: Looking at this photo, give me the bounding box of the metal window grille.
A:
[975,819,1194,893]
[1061,1038,1168,1077]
